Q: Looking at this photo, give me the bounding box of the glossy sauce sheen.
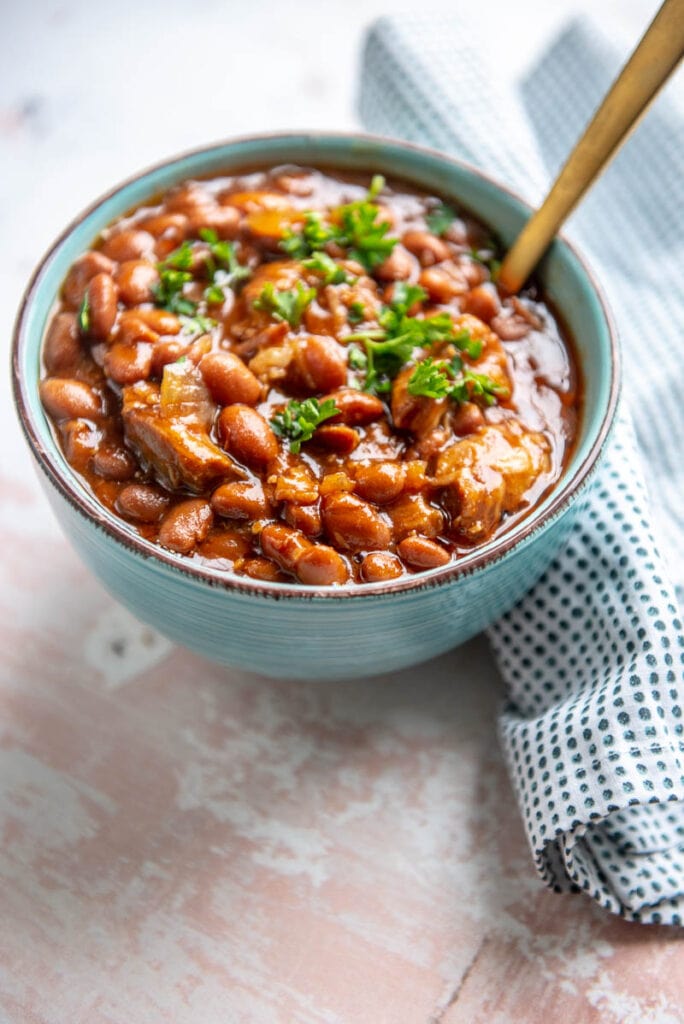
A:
[40,166,579,586]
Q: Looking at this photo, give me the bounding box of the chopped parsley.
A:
[346,290,482,394]
[426,202,457,237]
[153,241,196,315]
[348,301,365,325]
[302,251,354,285]
[199,228,250,303]
[77,293,90,334]
[281,212,336,259]
[270,397,339,453]
[408,357,509,407]
[279,175,397,272]
[253,281,316,327]
[180,314,217,336]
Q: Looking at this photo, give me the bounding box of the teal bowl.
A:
[12,133,619,680]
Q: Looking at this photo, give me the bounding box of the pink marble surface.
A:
[3,2,683,1020]
[2,531,684,1022]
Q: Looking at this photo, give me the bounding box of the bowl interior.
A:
[13,133,618,594]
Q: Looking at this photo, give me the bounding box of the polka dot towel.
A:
[360,14,684,922]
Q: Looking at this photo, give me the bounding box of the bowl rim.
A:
[12,129,620,600]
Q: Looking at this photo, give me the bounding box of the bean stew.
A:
[39,166,579,586]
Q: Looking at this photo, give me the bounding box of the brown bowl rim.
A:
[11,130,621,601]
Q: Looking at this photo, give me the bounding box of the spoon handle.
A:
[499,0,684,293]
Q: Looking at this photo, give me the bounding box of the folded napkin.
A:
[360,14,684,924]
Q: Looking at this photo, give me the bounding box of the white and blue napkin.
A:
[360,14,684,924]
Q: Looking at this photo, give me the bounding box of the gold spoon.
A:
[498,0,684,294]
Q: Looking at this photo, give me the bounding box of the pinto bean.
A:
[151,338,189,376]
[314,424,359,454]
[187,205,240,239]
[490,313,530,340]
[360,551,404,582]
[104,342,153,385]
[296,545,349,585]
[91,443,137,481]
[165,184,211,216]
[117,311,160,346]
[60,419,100,469]
[138,212,188,240]
[211,481,271,520]
[39,378,102,421]
[283,501,322,537]
[43,312,81,372]
[376,244,416,281]
[402,230,451,266]
[115,483,170,523]
[290,335,347,393]
[260,522,312,573]
[419,265,468,303]
[450,401,485,436]
[116,260,159,305]
[321,492,391,552]
[388,493,444,539]
[137,308,182,335]
[158,499,213,554]
[86,272,119,339]
[323,388,385,426]
[200,351,261,406]
[101,229,155,262]
[242,556,287,582]
[198,530,251,564]
[353,462,405,505]
[463,284,500,323]
[217,405,278,468]
[62,252,115,309]
[397,535,450,569]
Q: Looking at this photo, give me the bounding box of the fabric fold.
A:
[359,14,684,923]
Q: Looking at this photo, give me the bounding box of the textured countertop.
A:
[2,1,683,1021]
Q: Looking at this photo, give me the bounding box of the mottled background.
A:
[2,1,683,1021]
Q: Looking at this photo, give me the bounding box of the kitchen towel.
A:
[360,14,684,923]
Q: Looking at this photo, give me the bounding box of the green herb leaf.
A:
[253,281,316,327]
[367,174,386,200]
[426,203,456,237]
[199,229,250,294]
[348,301,365,325]
[335,196,396,272]
[77,293,90,334]
[153,266,196,316]
[302,251,354,285]
[270,397,339,453]
[163,240,194,271]
[407,358,452,398]
[389,282,427,315]
[281,211,337,259]
[180,314,217,336]
[408,358,509,407]
[347,344,368,371]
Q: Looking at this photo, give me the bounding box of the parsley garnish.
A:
[302,251,354,285]
[281,212,336,259]
[408,357,509,406]
[77,293,90,334]
[153,241,196,315]
[199,228,250,303]
[253,281,316,328]
[348,301,365,325]
[426,202,456,237]
[346,290,482,394]
[279,175,397,272]
[270,397,339,453]
[347,344,368,371]
[180,314,217,336]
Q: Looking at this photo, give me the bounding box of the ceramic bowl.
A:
[12,133,619,680]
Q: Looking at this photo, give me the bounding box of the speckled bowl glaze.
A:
[13,133,619,680]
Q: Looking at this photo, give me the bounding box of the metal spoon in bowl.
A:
[498,0,684,294]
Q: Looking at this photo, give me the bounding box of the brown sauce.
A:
[39,165,579,586]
